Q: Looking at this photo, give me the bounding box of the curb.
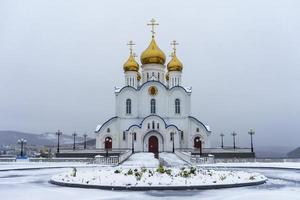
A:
[49,178,267,191]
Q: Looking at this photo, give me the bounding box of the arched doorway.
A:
[194,136,202,149]
[148,136,159,156]
[104,137,112,149]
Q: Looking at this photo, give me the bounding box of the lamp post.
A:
[248,129,255,153]
[18,138,27,157]
[83,133,88,150]
[55,130,62,153]
[171,132,175,153]
[131,132,135,153]
[231,132,237,149]
[72,132,77,151]
[220,133,224,148]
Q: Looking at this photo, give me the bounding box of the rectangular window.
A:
[123,132,126,140]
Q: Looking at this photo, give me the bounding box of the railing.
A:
[0,158,16,162]
[175,150,215,164]
[29,157,94,163]
[176,148,252,154]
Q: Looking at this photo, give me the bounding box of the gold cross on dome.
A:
[170,40,179,53]
[127,40,135,54]
[147,18,159,37]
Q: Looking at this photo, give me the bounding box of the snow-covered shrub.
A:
[71,168,77,177]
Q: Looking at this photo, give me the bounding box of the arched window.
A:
[148,123,150,129]
[158,73,160,81]
[157,123,159,129]
[126,99,131,114]
[147,73,149,81]
[150,99,156,114]
[175,99,180,114]
[152,121,155,129]
[107,128,110,133]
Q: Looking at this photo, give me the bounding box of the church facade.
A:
[95,20,211,154]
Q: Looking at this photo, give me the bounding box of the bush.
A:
[156,164,165,173]
[114,169,121,174]
[127,169,133,175]
[71,167,77,177]
[189,167,197,175]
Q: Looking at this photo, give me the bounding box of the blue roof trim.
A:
[116,80,191,94]
[188,116,211,132]
[95,116,118,133]
[125,114,181,132]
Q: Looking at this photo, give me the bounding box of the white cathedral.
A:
[95,19,211,155]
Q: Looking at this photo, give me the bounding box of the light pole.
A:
[56,130,62,153]
[171,132,175,153]
[83,133,88,150]
[131,132,135,153]
[220,133,224,148]
[231,132,237,149]
[18,138,27,157]
[72,132,77,151]
[248,129,255,153]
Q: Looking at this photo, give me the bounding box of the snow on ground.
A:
[201,162,300,170]
[0,167,299,200]
[159,152,189,167]
[121,153,159,168]
[0,161,96,171]
[51,166,266,187]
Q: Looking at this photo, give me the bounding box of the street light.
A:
[248,129,255,153]
[83,133,88,150]
[72,132,77,151]
[220,133,224,148]
[195,138,202,156]
[231,132,237,149]
[171,132,175,153]
[55,130,62,153]
[131,132,136,153]
[17,138,27,157]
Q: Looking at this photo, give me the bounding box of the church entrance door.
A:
[104,137,112,149]
[148,136,159,157]
[194,137,202,149]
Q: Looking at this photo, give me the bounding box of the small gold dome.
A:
[141,37,166,65]
[137,72,141,81]
[165,72,169,81]
[123,53,139,72]
[167,52,183,71]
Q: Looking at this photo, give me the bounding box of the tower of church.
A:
[95,19,211,154]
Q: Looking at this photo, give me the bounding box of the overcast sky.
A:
[0,0,299,149]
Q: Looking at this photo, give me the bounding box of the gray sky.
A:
[0,0,299,149]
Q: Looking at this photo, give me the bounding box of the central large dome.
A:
[140,37,166,65]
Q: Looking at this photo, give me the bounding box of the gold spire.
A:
[167,40,183,71]
[123,40,139,72]
[141,19,166,65]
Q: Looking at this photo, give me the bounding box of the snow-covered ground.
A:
[0,167,299,200]
[201,162,300,170]
[0,161,96,171]
[121,153,159,168]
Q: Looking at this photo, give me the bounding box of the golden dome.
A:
[123,53,139,72]
[167,52,183,72]
[141,37,166,65]
[137,72,141,81]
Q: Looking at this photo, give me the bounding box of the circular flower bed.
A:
[50,165,267,190]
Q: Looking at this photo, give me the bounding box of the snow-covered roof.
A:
[184,86,192,93]
[95,124,102,132]
[205,125,211,132]
[114,87,121,93]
